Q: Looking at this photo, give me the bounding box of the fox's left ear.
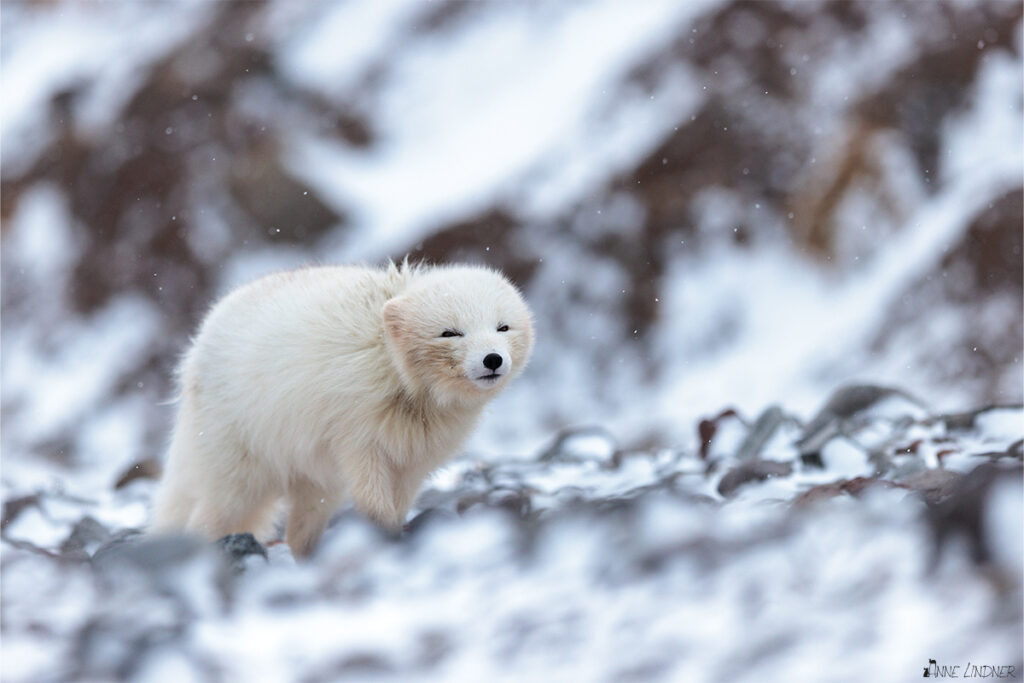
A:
[381,296,408,340]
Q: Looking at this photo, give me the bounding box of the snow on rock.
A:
[1,388,1021,682]
[1,1,1022,680]
[819,438,873,479]
[974,407,1024,443]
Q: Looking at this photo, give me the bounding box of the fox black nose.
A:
[483,353,503,370]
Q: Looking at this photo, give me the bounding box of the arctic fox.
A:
[150,261,534,557]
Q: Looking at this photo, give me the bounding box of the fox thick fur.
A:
[150,262,534,557]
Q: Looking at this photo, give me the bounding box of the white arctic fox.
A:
[150,261,534,557]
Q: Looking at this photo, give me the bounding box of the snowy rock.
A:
[898,469,963,506]
[1,0,1021,677]
[698,408,748,461]
[924,462,1023,568]
[60,516,113,560]
[113,457,163,490]
[716,459,793,498]
[819,438,874,479]
[973,407,1024,443]
[1,396,1022,681]
[539,426,618,465]
[733,404,800,461]
[796,384,926,467]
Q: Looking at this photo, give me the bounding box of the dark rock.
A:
[617,474,718,507]
[454,487,533,519]
[333,652,396,676]
[941,410,984,432]
[216,532,268,573]
[91,531,238,616]
[92,532,200,575]
[113,457,163,489]
[924,462,1023,568]
[454,492,488,515]
[973,448,1023,462]
[1,493,41,532]
[792,482,846,507]
[70,616,187,682]
[901,469,962,505]
[839,476,902,497]
[940,404,1024,432]
[698,418,716,460]
[800,451,825,469]
[893,439,924,456]
[735,405,799,460]
[792,477,904,508]
[1007,439,1023,460]
[61,516,113,559]
[303,652,396,682]
[404,508,456,535]
[696,408,744,460]
[717,460,793,498]
[486,489,533,518]
[416,629,454,669]
[796,385,924,465]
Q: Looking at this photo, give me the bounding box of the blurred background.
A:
[3,0,1022,476]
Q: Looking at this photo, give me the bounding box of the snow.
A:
[6,400,1019,681]
[1,184,79,282]
[3,294,159,444]
[286,0,721,261]
[807,9,918,115]
[941,48,1024,185]
[820,438,873,479]
[3,506,67,549]
[1,1,1022,681]
[275,0,422,96]
[0,1,211,173]
[551,429,617,462]
[975,408,1024,442]
[985,476,1024,578]
[646,119,1021,435]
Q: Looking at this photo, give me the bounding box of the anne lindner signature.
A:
[923,658,1017,679]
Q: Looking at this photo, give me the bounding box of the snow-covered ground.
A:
[2,394,1022,681]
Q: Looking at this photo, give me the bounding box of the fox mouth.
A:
[476,372,503,382]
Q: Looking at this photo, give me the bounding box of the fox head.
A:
[382,265,534,405]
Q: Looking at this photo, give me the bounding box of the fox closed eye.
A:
[440,329,463,338]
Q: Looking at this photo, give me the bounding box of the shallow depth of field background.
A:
[3,0,1021,468]
[2,2,1023,682]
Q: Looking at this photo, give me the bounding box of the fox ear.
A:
[382,296,407,340]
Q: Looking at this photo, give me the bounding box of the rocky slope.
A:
[2,0,1022,466]
[2,2,1022,680]
[2,389,1021,682]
